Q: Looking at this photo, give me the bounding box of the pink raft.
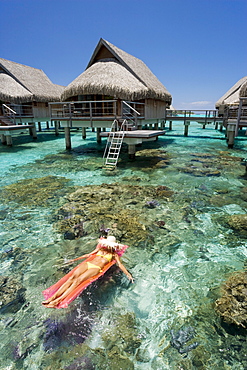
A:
[42,244,128,309]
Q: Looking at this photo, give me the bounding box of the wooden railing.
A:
[165,109,221,119]
[49,100,118,121]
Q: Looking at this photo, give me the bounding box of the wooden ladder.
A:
[103,119,127,169]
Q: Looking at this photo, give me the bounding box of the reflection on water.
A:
[0,123,247,369]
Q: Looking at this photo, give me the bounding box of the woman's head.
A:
[99,235,128,256]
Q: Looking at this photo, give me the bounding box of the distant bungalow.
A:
[0,57,64,121]
[216,76,247,116]
[215,76,247,147]
[51,38,172,126]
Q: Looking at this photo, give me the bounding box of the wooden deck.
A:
[0,124,36,146]
[0,124,34,131]
[100,129,165,139]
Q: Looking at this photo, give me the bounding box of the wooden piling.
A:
[55,121,59,136]
[128,144,136,159]
[227,120,236,148]
[82,127,86,139]
[6,135,13,146]
[184,121,190,136]
[1,134,6,145]
[64,126,71,150]
[31,124,37,139]
[96,128,101,143]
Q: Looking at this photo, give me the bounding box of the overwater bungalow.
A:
[51,39,171,128]
[215,76,247,147]
[0,57,64,125]
[50,38,172,157]
[216,76,247,118]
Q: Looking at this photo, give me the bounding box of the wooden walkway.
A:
[164,110,224,124]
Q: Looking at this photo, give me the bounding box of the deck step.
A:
[0,116,14,126]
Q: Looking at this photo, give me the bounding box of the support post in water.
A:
[6,134,13,146]
[31,124,37,139]
[97,127,101,143]
[1,134,6,145]
[65,126,71,150]
[128,144,136,159]
[227,120,236,148]
[82,127,86,139]
[55,121,59,136]
[184,121,190,136]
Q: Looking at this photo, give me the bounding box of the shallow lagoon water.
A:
[0,122,247,369]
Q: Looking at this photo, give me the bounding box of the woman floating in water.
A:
[42,236,133,308]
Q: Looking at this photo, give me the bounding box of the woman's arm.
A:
[64,246,100,265]
[115,254,134,283]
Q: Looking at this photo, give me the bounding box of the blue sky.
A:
[1,0,246,109]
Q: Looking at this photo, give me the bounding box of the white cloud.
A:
[190,101,212,106]
[181,101,212,106]
[179,100,214,110]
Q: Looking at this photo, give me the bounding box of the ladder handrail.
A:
[2,104,17,115]
[2,104,16,124]
[103,119,119,159]
[122,101,141,116]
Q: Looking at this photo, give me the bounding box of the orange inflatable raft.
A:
[42,244,128,309]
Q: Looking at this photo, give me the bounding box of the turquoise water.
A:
[0,122,247,369]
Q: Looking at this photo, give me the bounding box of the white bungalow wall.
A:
[144,99,167,119]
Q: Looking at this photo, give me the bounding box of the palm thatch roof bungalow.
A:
[0,57,64,122]
[53,38,172,127]
[50,38,172,153]
[215,76,247,115]
[215,76,247,148]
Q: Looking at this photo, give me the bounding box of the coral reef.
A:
[53,183,174,244]
[179,151,243,177]
[131,148,171,170]
[170,326,199,356]
[0,176,71,207]
[227,214,247,236]
[0,275,26,313]
[145,199,160,208]
[101,311,141,354]
[39,310,140,369]
[215,270,247,328]
[43,308,94,352]
[181,165,221,177]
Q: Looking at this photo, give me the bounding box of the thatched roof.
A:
[215,76,247,107]
[0,58,64,103]
[0,72,33,103]
[62,38,172,103]
[240,80,247,98]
